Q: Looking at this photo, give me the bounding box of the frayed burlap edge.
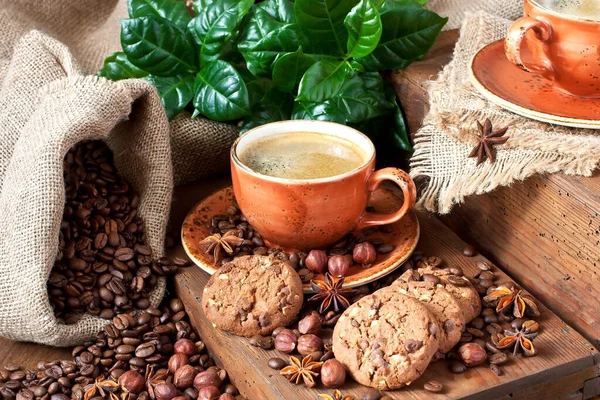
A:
[410,11,600,214]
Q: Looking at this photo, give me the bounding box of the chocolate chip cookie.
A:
[202,255,303,337]
[395,267,481,322]
[391,282,465,353]
[332,288,440,390]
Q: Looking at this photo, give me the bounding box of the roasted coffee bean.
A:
[376,244,394,254]
[477,261,492,271]
[449,360,467,374]
[490,364,503,376]
[249,335,274,350]
[268,358,287,370]
[135,343,156,358]
[424,380,443,393]
[489,352,508,365]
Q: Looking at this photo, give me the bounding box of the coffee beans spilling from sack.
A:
[48,141,184,324]
[1,299,240,399]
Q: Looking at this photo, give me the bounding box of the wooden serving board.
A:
[391,29,600,352]
[173,179,599,400]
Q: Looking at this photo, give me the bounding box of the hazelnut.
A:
[168,353,189,374]
[197,385,221,400]
[274,329,297,353]
[193,370,222,390]
[153,382,177,400]
[174,338,195,356]
[173,365,197,389]
[297,334,323,355]
[298,314,322,335]
[117,370,144,394]
[305,250,327,273]
[172,397,188,400]
[352,242,377,267]
[458,343,488,367]
[219,394,235,400]
[321,359,346,388]
[328,255,350,276]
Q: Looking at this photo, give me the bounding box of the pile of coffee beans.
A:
[49,141,184,324]
[205,205,396,282]
[1,298,240,399]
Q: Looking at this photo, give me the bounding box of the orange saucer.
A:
[470,40,600,129]
[181,186,420,293]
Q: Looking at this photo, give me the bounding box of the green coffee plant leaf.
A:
[193,60,250,121]
[97,52,148,80]
[238,7,301,77]
[120,17,196,76]
[291,101,347,123]
[145,75,194,119]
[357,7,447,70]
[127,0,191,29]
[297,60,347,103]
[240,88,293,132]
[294,0,359,56]
[345,0,382,58]
[389,93,412,151]
[258,0,296,23]
[330,74,393,123]
[239,69,275,107]
[188,0,253,66]
[271,47,317,92]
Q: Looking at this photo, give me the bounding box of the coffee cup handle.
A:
[505,16,555,79]
[356,168,416,230]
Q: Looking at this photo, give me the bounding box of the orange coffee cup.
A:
[505,0,600,98]
[230,120,416,250]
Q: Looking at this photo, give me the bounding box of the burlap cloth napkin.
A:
[410,11,600,214]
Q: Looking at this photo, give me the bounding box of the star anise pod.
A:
[468,119,509,165]
[280,355,323,388]
[496,322,539,356]
[319,389,356,400]
[84,375,119,400]
[309,273,357,314]
[144,365,169,399]
[483,285,540,318]
[199,229,245,264]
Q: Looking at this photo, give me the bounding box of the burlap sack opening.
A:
[0,31,172,347]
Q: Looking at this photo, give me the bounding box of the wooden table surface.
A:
[0,30,599,400]
[173,178,598,400]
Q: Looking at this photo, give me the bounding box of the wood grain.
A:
[391,30,600,350]
[174,179,598,400]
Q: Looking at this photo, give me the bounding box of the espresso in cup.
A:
[238,131,367,179]
[231,120,417,250]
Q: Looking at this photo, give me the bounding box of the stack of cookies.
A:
[332,267,481,390]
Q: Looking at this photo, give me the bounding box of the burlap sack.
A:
[0,0,239,186]
[0,30,172,346]
[410,12,600,213]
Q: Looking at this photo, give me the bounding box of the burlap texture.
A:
[410,11,600,214]
[427,0,522,30]
[0,0,239,186]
